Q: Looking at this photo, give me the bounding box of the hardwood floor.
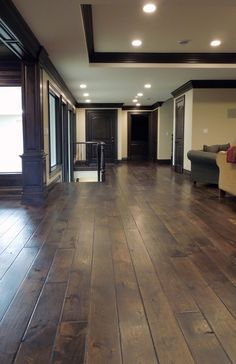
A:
[0,163,236,364]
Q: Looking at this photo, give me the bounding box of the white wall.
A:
[158,99,173,160]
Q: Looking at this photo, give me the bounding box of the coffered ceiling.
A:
[11,0,236,106]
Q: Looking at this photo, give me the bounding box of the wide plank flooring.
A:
[0,163,236,364]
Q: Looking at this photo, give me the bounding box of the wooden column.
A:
[21,61,47,205]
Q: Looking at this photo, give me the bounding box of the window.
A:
[48,87,61,171]
[0,87,23,173]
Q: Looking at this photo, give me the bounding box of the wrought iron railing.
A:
[74,141,105,182]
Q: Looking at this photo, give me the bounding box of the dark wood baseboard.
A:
[183,169,191,176]
[0,173,22,186]
[156,159,171,165]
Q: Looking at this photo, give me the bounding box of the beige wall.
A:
[158,99,173,160]
[173,87,236,172]
[42,70,75,185]
[192,88,236,149]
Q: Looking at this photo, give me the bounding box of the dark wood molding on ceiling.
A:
[90,52,236,64]
[122,101,163,111]
[0,0,39,60]
[172,80,236,97]
[122,106,153,111]
[151,101,163,109]
[81,4,236,65]
[81,4,94,56]
[77,103,124,108]
[0,0,76,104]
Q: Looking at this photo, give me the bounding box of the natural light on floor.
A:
[0,87,23,173]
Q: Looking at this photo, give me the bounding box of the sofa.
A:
[216,151,236,197]
[187,143,230,185]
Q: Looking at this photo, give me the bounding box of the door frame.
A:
[85,109,118,163]
[174,95,185,173]
[128,111,157,161]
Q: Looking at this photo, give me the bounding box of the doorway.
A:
[128,112,156,161]
[174,96,185,173]
[86,109,117,163]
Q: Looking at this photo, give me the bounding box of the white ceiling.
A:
[12,0,236,105]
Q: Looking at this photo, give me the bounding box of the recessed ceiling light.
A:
[83,93,89,97]
[210,39,221,47]
[85,99,91,103]
[144,84,151,88]
[132,39,142,47]
[137,93,143,97]
[136,103,141,107]
[80,84,87,89]
[143,3,157,13]
[133,99,138,103]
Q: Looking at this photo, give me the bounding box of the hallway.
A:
[0,163,236,364]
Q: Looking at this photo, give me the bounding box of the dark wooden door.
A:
[174,96,185,173]
[86,109,117,163]
[128,112,150,161]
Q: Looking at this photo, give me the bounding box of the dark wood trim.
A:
[123,106,153,111]
[172,80,236,97]
[21,61,47,205]
[46,174,61,193]
[90,52,236,65]
[77,103,123,108]
[81,5,236,65]
[48,84,62,172]
[49,165,62,178]
[151,101,163,110]
[156,159,171,165]
[0,173,22,186]
[183,169,191,176]
[174,95,185,174]
[0,58,21,85]
[0,0,39,60]
[38,47,77,105]
[128,111,153,161]
[0,1,76,105]
[80,5,94,57]
[122,102,163,111]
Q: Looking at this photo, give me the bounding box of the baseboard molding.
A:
[0,173,22,186]
[156,159,171,165]
[46,175,61,193]
[183,169,191,176]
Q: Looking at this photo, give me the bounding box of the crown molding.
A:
[81,4,236,65]
[172,80,236,97]
[0,0,77,104]
[77,103,124,108]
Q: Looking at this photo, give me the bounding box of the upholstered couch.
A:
[216,151,236,197]
[187,143,230,185]
[187,150,219,184]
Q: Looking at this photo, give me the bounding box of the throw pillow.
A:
[218,143,230,151]
[203,144,220,153]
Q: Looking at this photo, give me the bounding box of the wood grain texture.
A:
[0,163,235,363]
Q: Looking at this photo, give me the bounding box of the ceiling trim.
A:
[77,102,124,108]
[122,101,163,111]
[81,4,236,64]
[0,0,77,104]
[172,80,236,97]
